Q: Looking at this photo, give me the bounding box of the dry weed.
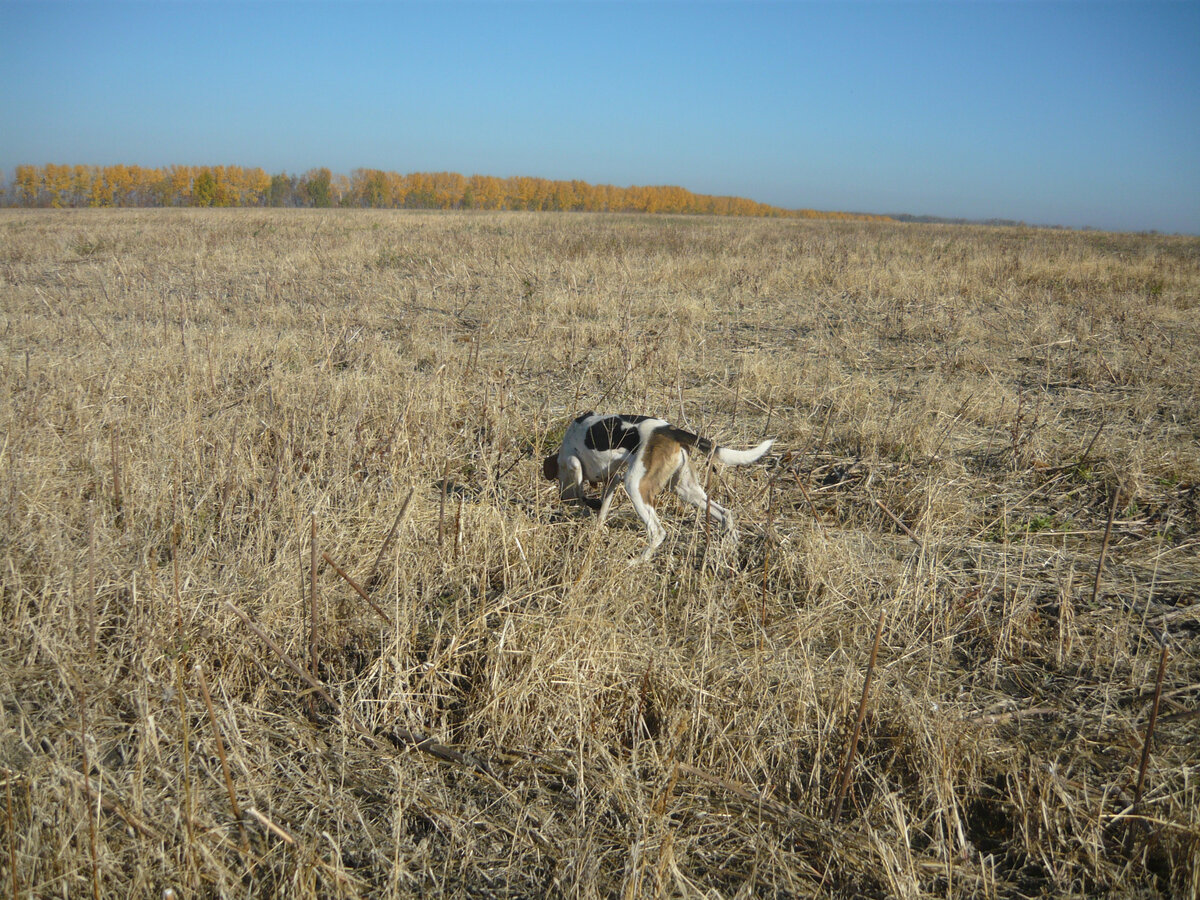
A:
[1,209,1197,898]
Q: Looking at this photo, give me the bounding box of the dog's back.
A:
[562,412,668,484]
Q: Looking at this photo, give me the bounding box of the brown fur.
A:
[638,433,683,506]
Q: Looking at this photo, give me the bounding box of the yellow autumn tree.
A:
[43,164,73,207]
[465,174,500,209]
[6,161,893,222]
[12,165,39,205]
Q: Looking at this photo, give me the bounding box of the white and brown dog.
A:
[543,412,774,562]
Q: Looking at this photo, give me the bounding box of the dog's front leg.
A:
[596,468,626,524]
[558,456,602,512]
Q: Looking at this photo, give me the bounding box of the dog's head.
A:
[542,454,559,481]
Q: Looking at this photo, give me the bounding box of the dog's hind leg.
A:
[672,457,734,536]
[624,434,685,562]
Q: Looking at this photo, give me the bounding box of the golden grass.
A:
[1,208,1198,898]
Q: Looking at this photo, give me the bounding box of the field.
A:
[1,208,1198,898]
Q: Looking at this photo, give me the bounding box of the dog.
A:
[542,412,774,562]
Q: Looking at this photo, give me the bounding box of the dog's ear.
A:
[542,455,559,481]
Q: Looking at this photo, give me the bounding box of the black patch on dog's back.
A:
[583,415,653,453]
[659,426,716,456]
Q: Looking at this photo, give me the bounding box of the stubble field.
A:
[1,208,1198,898]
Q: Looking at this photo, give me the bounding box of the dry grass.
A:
[1,208,1198,898]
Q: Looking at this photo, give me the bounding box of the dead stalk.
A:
[761,473,774,629]
[930,392,975,459]
[1089,487,1120,607]
[1133,635,1169,812]
[87,500,97,660]
[438,459,449,547]
[1078,422,1105,468]
[247,808,295,846]
[225,600,340,710]
[205,334,217,394]
[170,557,183,663]
[817,402,834,454]
[219,422,239,521]
[323,551,393,625]
[194,664,249,854]
[5,770,17,900]
[873,496,920,545]
[831,609,886,822]
[455,492,465,560]
[793,472,826,533]
[174,651,195,861]
[1010,389,1025,461]
[310,513,319,688]
[74,681,101,900]
[369,487,416,584]
[264,437,284,509]
[110,424,123,524]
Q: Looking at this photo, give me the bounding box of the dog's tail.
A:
[661,427,774,466]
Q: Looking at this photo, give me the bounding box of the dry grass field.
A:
[1,208,1198,898]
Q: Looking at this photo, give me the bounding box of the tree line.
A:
[1,163,891,221]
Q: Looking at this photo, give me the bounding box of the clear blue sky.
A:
[2,1,1197,232]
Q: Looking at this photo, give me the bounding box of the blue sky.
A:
[2,1,1197,233]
